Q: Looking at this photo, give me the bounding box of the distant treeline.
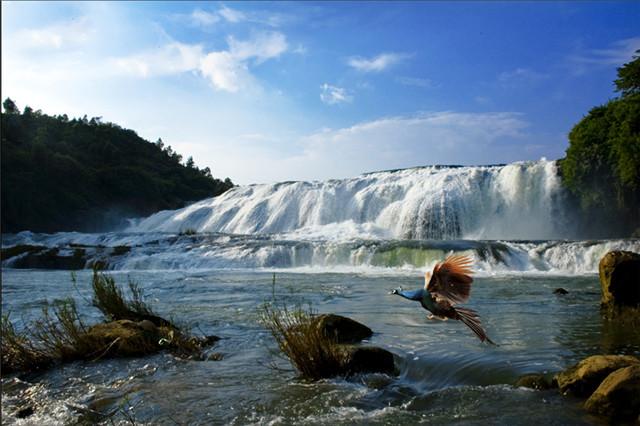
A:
[559,51,640,238]
[1,101,234,232]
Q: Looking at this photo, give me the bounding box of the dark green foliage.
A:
[615,50,640,97]
[560,54,640,235]
[1,103,234,232]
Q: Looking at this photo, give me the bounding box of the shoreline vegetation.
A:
[0,100,234,233]
[1,270,220,375]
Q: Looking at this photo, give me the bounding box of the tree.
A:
[615,50,640,97]
[186,156,195,168]
[560,52,640,236]
[3,98,19,114]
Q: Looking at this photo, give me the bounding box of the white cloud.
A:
[396,76,433,88]
[498,68,549,87]
[227,31,288,63]
[348,52,410,72]
[114,42,204,77]
[13,16,94,49]
[219,5,246,23]
[189,9,220,27]
[574,37,640,65]
[113,32,288,92]
[320,83,352,105]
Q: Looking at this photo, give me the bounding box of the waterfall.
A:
[132,160,569,240]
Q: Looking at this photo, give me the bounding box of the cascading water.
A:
[131,160,568,240]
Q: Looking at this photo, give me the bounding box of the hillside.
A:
[1,100,234,233]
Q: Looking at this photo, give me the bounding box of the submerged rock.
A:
[599,251,640,313]
[584,364,640,420]
[313,314,373,344]
[343,346,397,376]
[15,404,34,419]
[555,354,640,396]
[553,288,569,295]
[515,373,555,390]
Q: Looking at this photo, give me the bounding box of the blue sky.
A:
[2,1,639,184]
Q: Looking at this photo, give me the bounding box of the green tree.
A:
[3,98,19,114]
[561,54,640,236]
[615,49,640,97]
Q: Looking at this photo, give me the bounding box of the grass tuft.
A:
[261,301,348,381]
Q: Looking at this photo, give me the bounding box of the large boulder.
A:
[313,314,373,344]
[515,373,555,390]
[584,364,640,420]
[343,346,397,376]
[599,251,640,310]
[555,355,640,396]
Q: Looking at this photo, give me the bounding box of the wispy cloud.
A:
[320,83,352,105]
[348,52,410,72]
[219,5,246,23]
[572,37,640,65]
[498,68,549,88]
[227,31,287,63]
[189,9,220,27]
[114,32,288,92]
[396,76,433,88]
[13,16,94,49]
[180,5,289,28]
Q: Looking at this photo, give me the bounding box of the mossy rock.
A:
[85,320,165,357]
[515,373,555,390]
[599,251,640,311]
[584,364,640,420]
[555,355,640,397]
[313,314,373,344]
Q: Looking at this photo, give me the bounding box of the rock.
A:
[555,355,640,396]
[207,352,224,361]
[15,404,34,419]
[1,245,46,261]
[137,320,157,332]
[584,364,640,420]
[85,320,163,357]
[599,251,640,309]
[553,288,569,295]
[515,373,555,390]
[313,314,373,344]
[343,346,397,376]
[10,248,86,270]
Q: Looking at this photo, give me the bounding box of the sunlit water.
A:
[3,268,639,425]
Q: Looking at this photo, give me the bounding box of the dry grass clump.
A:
[91,270,172,328]
[1,314,52,374]
[1,272,217,375]
[261,302,348,380]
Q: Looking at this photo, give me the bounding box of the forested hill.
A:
[1,99,234,233]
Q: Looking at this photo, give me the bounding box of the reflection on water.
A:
[2,270,638,425]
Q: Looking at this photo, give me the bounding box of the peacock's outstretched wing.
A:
[425,254,474,305]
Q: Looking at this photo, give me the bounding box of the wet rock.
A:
[137,320,157,332]
[343,346,397,376]
[207,352,224,361]
[515,373,555,390]
[15,404,34,419]
[1,245,46,261]
[599,251,640,311]
[584,364,640,420]
[10,248,86,270]
[313,314,373,344]
[555,354,640,396]
[553,288,569,295]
